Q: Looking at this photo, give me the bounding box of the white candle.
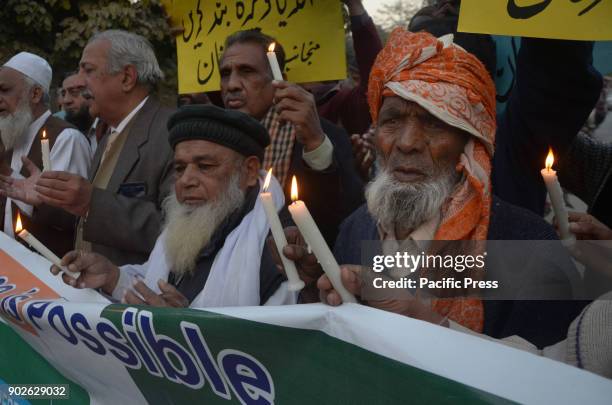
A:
[41,130,51,171]
[287,176,357,303]
[15,214,79,279]
[266,42,284,81]
[260,169,304,292]
[541,148,574,241]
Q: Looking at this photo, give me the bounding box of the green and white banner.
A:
[1,232,611,405]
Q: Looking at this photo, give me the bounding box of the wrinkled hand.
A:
[279,226,322,285]
[565,212,612,240]
[273,81,325,152]
[350,128,375,180]
[318,265,448,326]
[566,239,612,278]
[559,212,612,276]
[0,156,43,205]
[124,279,189,308]
[50,250,119,294]
[35,171,93,216]
[270,226,322,302]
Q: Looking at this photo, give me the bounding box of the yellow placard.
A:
[458,0,612,41]
[166,0,347,94]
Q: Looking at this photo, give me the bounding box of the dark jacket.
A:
[1,116,79,256]
[333,196,586,349]
[492,38,603,216]
[558,132,612,229]
[317,13,382,135]
[83,98,175,266]
[284,118,364,246]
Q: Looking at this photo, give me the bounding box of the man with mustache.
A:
[1,30,175,266]
[219,29,364,245]
[0,52,91,255]
[61,72,95,136]
[289,29,584,348]
[51,105,293,308]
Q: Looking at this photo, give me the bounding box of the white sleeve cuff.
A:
[302,135,333,171]
[112,263,146,301]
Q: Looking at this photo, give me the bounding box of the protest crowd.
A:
[0,0,611,396]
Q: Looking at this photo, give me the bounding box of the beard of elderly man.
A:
[313,29,588,350]
[50,105,293,309]
[162,160,245,276]
[0,53,92,257]
[366,156,460,241]
[0,91,33,153]
[49,139,258,308]
[0,97,32,155]
[0,64,43,171]
[366,97,466,239]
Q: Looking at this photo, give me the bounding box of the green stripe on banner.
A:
[0,322,90,405]
[101,305,514,404]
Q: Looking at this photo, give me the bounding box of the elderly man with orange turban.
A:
[289,28,585,348]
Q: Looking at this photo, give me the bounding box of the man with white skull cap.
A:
[0,51,91,256]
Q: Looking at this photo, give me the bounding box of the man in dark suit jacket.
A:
[299,28,584,348]
[219,29,364,245]
[5,30,174,266]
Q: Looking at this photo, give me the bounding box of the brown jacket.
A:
[1,116,79,256]
[82,97,175,266]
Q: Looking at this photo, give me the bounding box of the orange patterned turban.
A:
[368,28,498,332]
[368,28,496,154]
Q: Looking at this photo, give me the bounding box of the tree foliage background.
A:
[375,0,427,32]
[0,0,177,106]
[0,0,443,107]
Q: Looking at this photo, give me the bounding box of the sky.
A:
[362,0,422,24]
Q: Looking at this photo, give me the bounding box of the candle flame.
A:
[15,213,23,233]
[263,168,272,192]
[42,130,47,140]
[268,42,276,52]
[545,148,554,171]
[291,176,298,202]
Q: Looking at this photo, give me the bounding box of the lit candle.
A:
[287,176,357,303]
[260,169,305,292]
[15,213,79,279]
[266,42,284,81]
[41,130,51,171]
[541,148,574,241]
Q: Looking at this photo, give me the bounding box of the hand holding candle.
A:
[41,130,51,171]
[260,169,305,292]
[541,148,574,241]
[287,176,357,304]
[266,42,284,82]
[15,213,79,279]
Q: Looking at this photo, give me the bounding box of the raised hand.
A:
[0,156,43,206]
[35,171,93,216]
[273,81,326,152]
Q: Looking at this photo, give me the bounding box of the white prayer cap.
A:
[2,52,52,93]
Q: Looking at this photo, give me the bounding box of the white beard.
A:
[0,97,33,151]
[163,173,245,275]
[365,162,459,237]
